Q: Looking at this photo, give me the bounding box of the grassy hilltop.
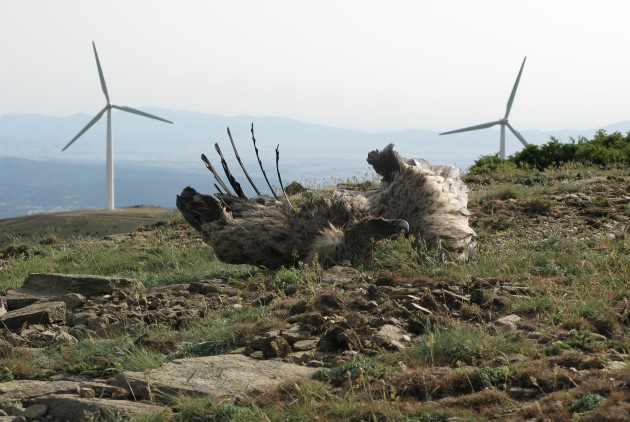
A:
[0,162,628,421]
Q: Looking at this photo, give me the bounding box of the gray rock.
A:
[495,314,522,331]
[0,380,79,401]
[6,273,143,310]
[54,330,78,345]
[293,339,319,351]
[60,293,86,310]
[373,324,411,349]
[111,354,316,404]
[32,394,168,421]
[1,331,24,347]
[321,266,358,284]
[0,302,66,332]
[21,404,47,420]
[3,403,24,416]
[262,336,291,359]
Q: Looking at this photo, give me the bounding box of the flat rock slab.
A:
[112,354,317,404]
[0,301,66,331]
[32,394,167,420]
[0,380,79,400]
[7,273,143,310]
[0,379,125,401]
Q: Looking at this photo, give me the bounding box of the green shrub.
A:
[313,357,386,386]
[570,393,604,413]
[471,130,629,173]
[467,153,508,174]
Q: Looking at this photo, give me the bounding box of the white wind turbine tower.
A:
[62,41,173,210]
[440,56,529,160]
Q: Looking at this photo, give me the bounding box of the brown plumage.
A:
[363,144,477,259]
[177,142,476,268]
[177,187,409,268]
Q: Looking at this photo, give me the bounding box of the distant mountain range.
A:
[1,110,629,219]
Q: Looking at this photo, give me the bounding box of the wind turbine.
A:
[440,56,529,160]
[62,42,173,210]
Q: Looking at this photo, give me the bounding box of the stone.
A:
[54,330,78,345]
[32,394,168,421]
[3,403,25,416]
[495,314,522,331]
[60,293,86,310]
[80,388,96,398]
[6,273,143,310]
[280,326,311,343]
[321,266,359,284]
[0,301,66,331]
[262,336,291,359]
[111,354,316,404]
[2,331,25,347]
[188,280,237,296]
[21,404,47,420]
[373,324,411,349]
[292,339,319,351]
[0,380,80,401]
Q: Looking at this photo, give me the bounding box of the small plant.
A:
[176,396,262,422]
[408,324,524,367]
[175,306,276,357]
[313,357,386,386]
[570,393,604,413]
[521,198,554,215]
[62,336,163,376]
[273,267,302,290]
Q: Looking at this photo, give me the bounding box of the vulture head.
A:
[177,129,476,269]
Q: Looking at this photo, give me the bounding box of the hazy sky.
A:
[2,0,629,132]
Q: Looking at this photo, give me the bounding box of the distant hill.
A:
[0,206,177,248]
[6,110,629,169]
[2,110,629,218]
[0,157,217,219]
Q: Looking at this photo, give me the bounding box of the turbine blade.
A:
[505,56,526,119]
[440,120,501,135]
[111,105,173,124]
[92,42,110,104]
[62,105,108,151]
[506,122,529,146]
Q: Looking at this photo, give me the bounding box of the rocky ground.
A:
[0,171,628,421]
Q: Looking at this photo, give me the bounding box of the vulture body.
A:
[177,188,408,268]
[177,142,476,268]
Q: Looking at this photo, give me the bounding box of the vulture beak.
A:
[366,218,409,239]
[391,219,410,232]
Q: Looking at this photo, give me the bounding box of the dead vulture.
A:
[177,187,409,268]
[177,126,476,268]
